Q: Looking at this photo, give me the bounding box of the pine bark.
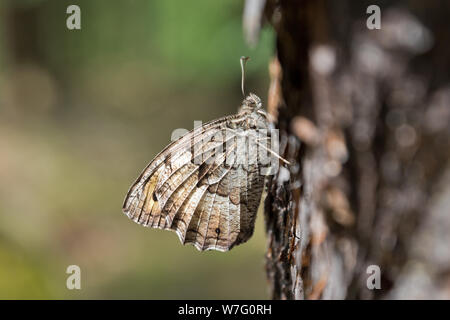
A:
[261,0,450,299]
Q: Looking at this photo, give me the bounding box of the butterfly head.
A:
[241,93,262,111]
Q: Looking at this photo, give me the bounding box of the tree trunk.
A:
[255,0,450,299]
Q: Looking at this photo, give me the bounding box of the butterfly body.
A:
[123,93,275,252]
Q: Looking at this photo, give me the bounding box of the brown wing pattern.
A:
[122,112,267,251]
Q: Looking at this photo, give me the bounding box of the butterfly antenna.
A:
[240,56,250,97]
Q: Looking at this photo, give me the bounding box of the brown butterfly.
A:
[122,57,287,251]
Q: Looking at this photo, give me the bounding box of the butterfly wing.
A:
[122,113,266,251]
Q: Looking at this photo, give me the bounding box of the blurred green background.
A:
[0,0,275,299]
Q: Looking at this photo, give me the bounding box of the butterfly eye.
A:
[152,193,158,201]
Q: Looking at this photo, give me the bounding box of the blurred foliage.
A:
[0,0,274,299]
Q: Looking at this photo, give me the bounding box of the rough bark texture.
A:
[258,0,450,299]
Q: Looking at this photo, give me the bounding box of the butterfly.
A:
[122,58,288,252]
